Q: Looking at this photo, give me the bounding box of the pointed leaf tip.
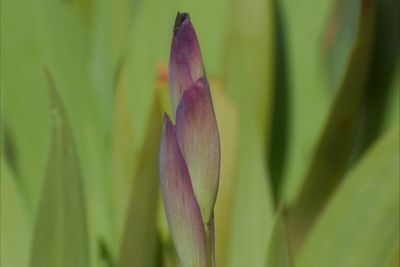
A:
[160,113,208,267]
[169,12,205,112]
[176,78,220,224]
[31,73,90,267]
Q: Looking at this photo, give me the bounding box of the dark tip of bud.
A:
[174,12,190,31]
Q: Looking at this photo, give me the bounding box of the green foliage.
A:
[30,71,90,267]
[222,0,276,265]
[265,209,292,267]
[1,0,398,266]
[1,157,32,267]
[288,0,376,248]
[117,86,162,267]
[297,126,399,267]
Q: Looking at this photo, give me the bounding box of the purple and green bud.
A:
[176,77,220,223]
[159,12,220,266]
[160,114,208,267]
[169,12,205,112]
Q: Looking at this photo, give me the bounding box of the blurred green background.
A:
[1,0,399,266]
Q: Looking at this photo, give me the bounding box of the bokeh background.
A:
[1,0,399,266]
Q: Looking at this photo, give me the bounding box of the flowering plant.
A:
[159,12,220,267]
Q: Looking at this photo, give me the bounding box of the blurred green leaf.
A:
[223,0,275,144]
[111,65,137,242]
[89,0,138,125]
[116,86,162,267]
[323,0,361,87]
[30,72,90,267]
[268,0,290,198]
[125,0,175,153]
[359,0,399,152]
[0,157,32,267]
[385,246,400,267]
[279,0,333,202]
[211,80,239,267]
[265,209,292,267]
[34,0,103,130]
[34,0,116,262]
[296,126,400,267]
[1,0,50,212]
[382,61,400,130]
[89,0,122,121]
[288,0,376,249]
[222,0,276,265]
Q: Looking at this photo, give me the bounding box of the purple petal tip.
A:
[174,12,190,31]
[169,12,205,111]
[163,112,173,127]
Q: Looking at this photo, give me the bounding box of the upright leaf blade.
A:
[125,0,175,153]
[111,64,137,241]
[279,0,335,203]
[265,209,292,267]
[30,71,90,267]
[288,0,375,249]
[211,80,239,267]
[35,0,116,262]
[296,126,400,267]
[1,157,32,267]
[116,89,162,267]
[222,0,276,265]
[1,0,49,213]
[359,0,399,151]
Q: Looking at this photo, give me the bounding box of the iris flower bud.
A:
[159,12,220,266]
[169,12,205,112]
[160,115,208,267]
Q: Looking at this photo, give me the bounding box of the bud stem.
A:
[205,216,216,267]
[206,225,212,267]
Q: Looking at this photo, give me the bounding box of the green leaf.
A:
[296,126,400,267]
[385,246,400,267]
[268,0,290,198]
[279,0,333,203]
[30,71,90,267]
[88,0,137,125]
[211,80,239,267]
[359,0,400,151]
[125,0,176,153]
[222,0,276,265]
[382,61,400,131]
[34,0,103,131]
[223,0,275,145]
[1,156,32,267]
[34,0,116,262]
[265,209,292,267]
[110,65,137,242]
[1,0,49,213]
[116,87,162,267]
[288,0,376,248]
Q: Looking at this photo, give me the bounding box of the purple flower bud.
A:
[176,77,220,224]
[159,114,208,267]
[161,12,220,265]
[169,12,205,112]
